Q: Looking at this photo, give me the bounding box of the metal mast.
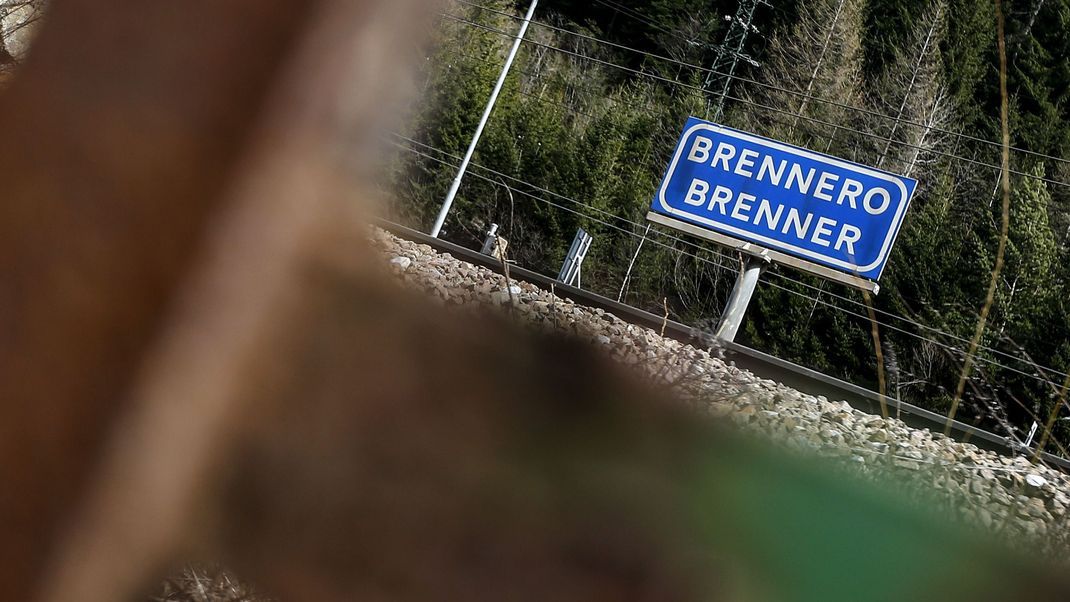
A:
[430,0,540,238]
[704,0,769,121]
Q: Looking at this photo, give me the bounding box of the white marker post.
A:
[715,255,767,342]
[430,0,539,238]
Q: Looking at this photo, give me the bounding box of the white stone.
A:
[372,228,1070,553]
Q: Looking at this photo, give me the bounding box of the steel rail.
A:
[377,219,1070,473]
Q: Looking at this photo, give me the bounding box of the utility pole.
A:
[704,0,769,121]
[430,0,539,238]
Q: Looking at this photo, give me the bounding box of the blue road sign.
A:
[651,117,918,281]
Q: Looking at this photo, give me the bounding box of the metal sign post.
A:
[429,0,539,238]
[716,256,767,342]
[649,116,919,341]
[558,228,592,288]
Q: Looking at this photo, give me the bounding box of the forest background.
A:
[388,0,1070,452]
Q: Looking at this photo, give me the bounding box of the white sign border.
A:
[646,211,880,293]
[654,121,913,279]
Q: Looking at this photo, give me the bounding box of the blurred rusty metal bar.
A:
[0,0,388,598]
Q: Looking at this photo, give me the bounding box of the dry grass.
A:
[150,567,268,602]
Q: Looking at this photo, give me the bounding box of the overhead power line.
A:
[443,11,1070,192]
[451,48,622,121]
[589,0,696,46]
[392,133,1070,390]
[396,140,738,269]
[451,0,1070,171]
[393,138,1070,462]
[421,40,1070,373]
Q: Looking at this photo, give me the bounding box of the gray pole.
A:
[429,0,539,238]
[715,257,766,342]
[618,224,650,302]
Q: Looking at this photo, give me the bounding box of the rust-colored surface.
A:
[0,0,320,596]
[0,3,713,598]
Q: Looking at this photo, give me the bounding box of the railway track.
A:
[379,220,1070,472]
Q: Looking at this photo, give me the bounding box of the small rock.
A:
[490,290,517,306]
[900,449,925,461]
[372,228,1070,554]
[708,403,733,418]
[864,416,885,428]
[868,430,890,443]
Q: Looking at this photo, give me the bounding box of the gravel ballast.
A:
[372,228,1070,554]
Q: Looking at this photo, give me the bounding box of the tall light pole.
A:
[430,0,540,238]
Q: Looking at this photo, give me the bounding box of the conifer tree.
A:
[862,0,953,179]
[734,0,866,155]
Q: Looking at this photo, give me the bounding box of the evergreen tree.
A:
[861,0,952,178]
[735,0,866,156]
[387,0,1070,439]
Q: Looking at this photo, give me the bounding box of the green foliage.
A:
[391,0,1070,451]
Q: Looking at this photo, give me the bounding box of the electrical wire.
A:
[389,140,1070,460]
[391,134,1070,391]
[589,0,696,46]
[449,49,619,122]
[393,133,1070,385]
[394,140,740,273]
[443,11,1070,191]
[455,0,1070,170]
